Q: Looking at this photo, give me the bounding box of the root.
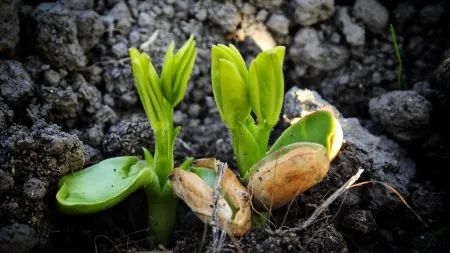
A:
[299,168,364,230]
[349,180,428,227]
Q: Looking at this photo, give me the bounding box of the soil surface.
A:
[1,0,449,253]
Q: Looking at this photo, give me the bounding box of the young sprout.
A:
[211,44,343,214]
[56,35,197,246]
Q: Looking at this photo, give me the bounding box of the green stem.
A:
[255,126,271,156]
[145,181,176,246]
[154,128,174,186]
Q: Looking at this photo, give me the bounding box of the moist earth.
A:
[0,0,449,253]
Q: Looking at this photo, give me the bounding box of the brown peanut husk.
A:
[247,142,330,211]
[169,158,251,237]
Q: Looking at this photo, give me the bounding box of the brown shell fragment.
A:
[169,158,251,237]
[247,142,330,211]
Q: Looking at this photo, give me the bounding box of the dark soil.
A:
[1,0,449,253]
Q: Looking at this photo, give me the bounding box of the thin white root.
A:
[300,168,364,230]
[140,29,160,51]
[211,160,228,253]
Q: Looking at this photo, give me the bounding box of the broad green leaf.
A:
[268,111,336,156]
[56,156,153,214]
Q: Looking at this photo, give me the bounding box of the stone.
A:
[289,28,349,71]
[207,1,241,32]
[342,210,377,234]
[0,169,14,197]
[72,10,105,51]
[293,0,335,26]
[250,0,283,10]
[335,7,365,46]
[266,13,290,35]
[283,86,342,122]
[369,91,432,142]
[32,3,87,70]
[0,61,34,108]
[0,4,20,52]
[112,42,128,58]
[65,0,94,10]
[353,0,388,34]
[419,4,444,25]
[0,223,38,253]
[23,178,48,200]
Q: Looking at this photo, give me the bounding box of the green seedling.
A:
[211,44,343,217]
[56,36,197,246]
[390,24,403,90]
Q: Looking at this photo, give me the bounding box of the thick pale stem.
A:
[145,183,176,246]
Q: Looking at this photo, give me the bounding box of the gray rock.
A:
[0,61,34,108]
[33,3,87,70]
[340,118,416,196]
[102,117,154,156]
[353,0,388,34]
[195,8,207,21]
[6,122,85,180]
[138,12,152,27]
[342,210,377,234]
[266,13,290,35]
[0,223,38,253]
[163,5,175,18]
[419,4,444,25]
[71,74,102,115]
[187,103,201,118]
[72,10,105,51]
[103,64,138,108]
[369,91,432,142]
[208,1,241,32]
[335,7,365,46]
[108,1,132,34]
[129,30,141,45]
[83,144,103,164]
[65,0,94,10]
[241,3,256,15]
[293,0,335,26]
[39,86,79,126]
[250,0,282,10]
[95,105,118,125]
[0,4,20,52]
[0,98,13,129]
[112,42,128,58]
[283,86,342,121]
[76,124,105,147]
[289,28,349,71]
[393,2,416,25]
[0,169,14,197]
[23,178,48,200]
[256,9,269,22]
[43,69,60,86]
